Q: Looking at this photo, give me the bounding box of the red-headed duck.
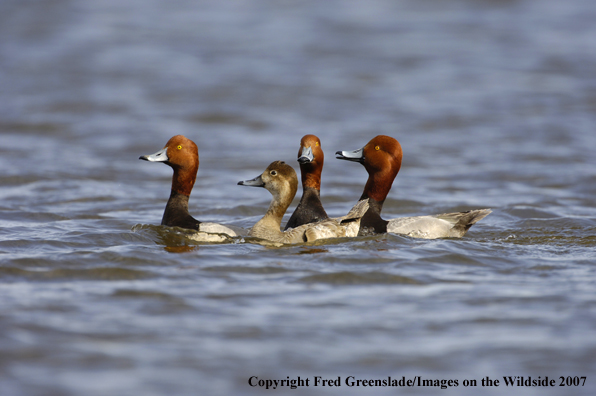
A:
[284,134,329,230]
[139,135,246,239]
[336,135,491,238]
[238,161,368,244]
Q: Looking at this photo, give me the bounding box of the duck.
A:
[139,135,246,239]
[238,161,368,244]
[335,135,491,239]
[284,134,329,230]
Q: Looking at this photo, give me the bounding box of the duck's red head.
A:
[336,135,402,204]
[139,135,199,196]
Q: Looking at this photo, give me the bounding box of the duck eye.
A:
[315,141,319,147]
[375,145,380,151]
[270,170,277,176]
[177,145,182,150]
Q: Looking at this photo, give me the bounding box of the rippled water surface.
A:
[1,0,595,395]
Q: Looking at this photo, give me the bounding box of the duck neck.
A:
[251,191,291,237]
[358,168,396,212]
[161,163,200,229]
[171,164,197,197]
[301,163,322,191]
[357,169,395,235]
[162,190,201,230]
[284,186,328,230]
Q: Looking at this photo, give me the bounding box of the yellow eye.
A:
[315,142,319,147]
[375,145,380,151]
[177,145,182,150]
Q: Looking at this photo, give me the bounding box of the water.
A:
[1,0,595,395]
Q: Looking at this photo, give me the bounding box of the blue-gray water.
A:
[1,0,595,395]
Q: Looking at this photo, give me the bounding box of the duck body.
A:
[239,161,368,244]
[140,135,246,240]
[336,135,491,239]
[385,209,492,239]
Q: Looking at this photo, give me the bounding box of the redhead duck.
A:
[284,134,329,230]
[238,161,368,244]
[139,135,246,239]
[336,135,491,239]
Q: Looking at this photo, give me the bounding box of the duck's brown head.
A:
[239,160,297,197]
[238,160,298,216]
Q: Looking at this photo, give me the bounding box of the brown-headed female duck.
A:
[139,135,246,238]
[284,134,329,230]
[336,135,491,239]
[238,161,367,244]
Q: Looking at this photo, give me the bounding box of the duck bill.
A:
[139,147,169,162]
[298,146,314,164]
[238,174,265,187]
[335,147,364,163]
